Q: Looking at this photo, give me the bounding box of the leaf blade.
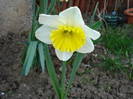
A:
[22,41,38,76]
[38,43,45,72]
[43,44,61,98]
[66,53,84,95]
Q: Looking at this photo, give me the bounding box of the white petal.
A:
[59,6,84,26]
[55,50,73,61]
[35,25,55,44]
[84,25,101,40]
[39,14,64,28]
[77,38,94,53]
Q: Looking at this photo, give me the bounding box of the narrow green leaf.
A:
[21,42,28,65]
[35,5,40,18]
[47,0,57,13]
[38,43,45,72]
[61,61,67,99]
[44,0,48,13]
[66,53,84,96]
[43,44,61,98]
[31,21,39,41]
[31,5,40,41]
[40,0,48,13]
[28,0,36,41]
[22,41,38,76]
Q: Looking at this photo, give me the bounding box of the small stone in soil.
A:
[0,91,5,96]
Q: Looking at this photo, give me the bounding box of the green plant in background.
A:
[98,25,133,79]
[101,26,133,57]
[101,57,124,72]
[127,64,133,80]
[22,0,101,99]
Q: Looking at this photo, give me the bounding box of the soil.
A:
[0,33,133,99]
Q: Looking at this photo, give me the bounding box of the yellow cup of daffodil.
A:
[35,7,100,61]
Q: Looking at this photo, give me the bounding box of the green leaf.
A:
[40,0,48,13]
[21,43,28,65]
[91,21,102,30]
[30,5,40,41]
[22,41,38,76]
[61,61,67,99]
[31,21,39,41]
[38,43,45,72]
[66,53,85,96]
[43,44,61,98]
[28,0,36,41]
[47,0,57,13]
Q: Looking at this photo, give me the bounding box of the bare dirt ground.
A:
[0,33,133,99]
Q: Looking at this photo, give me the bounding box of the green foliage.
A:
[22,41,38,75]
[126,64,133,80]
[100,55,133,80]
[101,57,124,72]
[98,25,133,80]
[66,53,85,95]
[43,44,61,99]
[38,43,45,72]
[60,62,67,99]
[91,21,103,30]
[22,0,58,75]
[22,0,103,99]
[101,26,133,56]
[23,0,63,98]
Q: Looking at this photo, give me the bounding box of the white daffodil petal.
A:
[55,50,73,61]
[77,38,94,53]
[59,6,84,26]
[35,25,55,44]
[84,25,101,40]
[39,14,64,28]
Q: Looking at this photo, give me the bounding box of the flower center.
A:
[50,25,86,52]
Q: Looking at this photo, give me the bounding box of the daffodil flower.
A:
[35,7,101,61]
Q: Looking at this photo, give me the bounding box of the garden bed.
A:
[0,24,133,99]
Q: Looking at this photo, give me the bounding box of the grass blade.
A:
[91,21,102,29]
[38,43,45,72]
